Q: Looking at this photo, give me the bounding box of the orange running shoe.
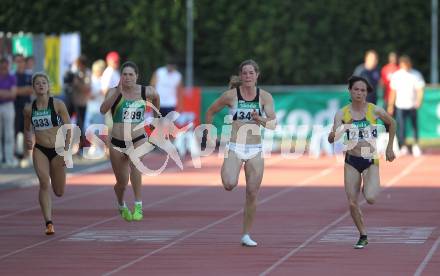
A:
[45,222,55,235]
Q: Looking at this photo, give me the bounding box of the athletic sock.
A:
[118,202,127,209]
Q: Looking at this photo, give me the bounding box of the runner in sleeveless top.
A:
[328,76,396,249]
[23,72,72,235]
[206,60,276,246]
[100,61,160,222]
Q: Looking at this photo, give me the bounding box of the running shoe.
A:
[241,234,258,247]
[45,223,55,235]
[119,206,133,222]
[412,144,422,157]
[132,204,143,221]
[354,236,368,249]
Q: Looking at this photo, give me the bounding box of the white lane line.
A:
[102,164,338,276]
[414,236,440,276]
[0,153,238,261]
[0,187,108,220]
[0,161,111,219]
[0,156,202,219]
[0,186,207,261]
[259,157,424,276]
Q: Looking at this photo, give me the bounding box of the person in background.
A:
[353,50,380,104]
[71,55,91,156]
[388,55,425,157]
[150,59,183,117]
[13,54,33,167]
[101,51,121,132]
[25,56,35,75]
[84,59,106,158]
[0,57,17,167]
[380,52,399,110]
[102,51,120,96]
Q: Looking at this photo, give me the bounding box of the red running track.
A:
[0,154,439,276]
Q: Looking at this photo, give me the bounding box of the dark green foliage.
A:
[0,0,432,84]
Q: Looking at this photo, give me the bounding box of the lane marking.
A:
[102,164,338,276]
[259,157,424,276]
[0,187,108,220]
[0,155,215,219]
[0,187,206,261]
[320,226,435,244]
[0,154,286,261]
[414,236,440,276]
[61,230,184,243]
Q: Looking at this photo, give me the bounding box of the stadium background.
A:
[1,0,439,146]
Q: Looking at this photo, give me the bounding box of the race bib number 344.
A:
[237,109,254,120]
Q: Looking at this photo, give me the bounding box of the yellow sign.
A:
[44,36,61,95]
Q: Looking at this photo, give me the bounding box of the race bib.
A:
[346,125,377,141]
[237,101,259,121]
[122,107,144,123]
[237,109,254,121]
[32,110,54,130]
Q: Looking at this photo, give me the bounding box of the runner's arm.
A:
[253,92,276,130]
[100,86,121,114]
[328,110,343,143]
[23,105,33,150]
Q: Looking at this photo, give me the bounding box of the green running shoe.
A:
[119,206,132,222]
[132,204,143,221]
[354,236,368,249]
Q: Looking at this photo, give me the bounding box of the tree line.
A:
[1,0,432,85]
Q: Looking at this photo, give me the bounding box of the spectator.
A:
[71,55,91,154]
[150,59,183,116]
[25,56,35,75]
[84,59,106,158]
[84,59,106,130]
[380,51,399,109]
[353,50,380,104]
[62,62,77,117]
[388,55,425,157]
[101,51,120,130]
[13,54,33,167]
[101,51,120,95]
[0,57,17,167]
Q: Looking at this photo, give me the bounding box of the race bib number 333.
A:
[32,109,53,130]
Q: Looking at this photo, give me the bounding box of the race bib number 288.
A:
[123,107,144,123]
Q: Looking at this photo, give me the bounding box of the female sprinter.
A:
[328,75,396,249]
[100,61,160,222]
[205,60,276,246]
[23,72,71,235]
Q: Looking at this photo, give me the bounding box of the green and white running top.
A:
[31,97,61,131]
[231,87,262,122]
[111,86,147,124]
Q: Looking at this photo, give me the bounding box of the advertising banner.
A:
[44,36,61,95]
[201,87,440,142]
[12,34,33,57]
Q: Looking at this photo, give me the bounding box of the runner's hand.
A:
[385,145,395,162]
[251,109,260,123]
[25,138,33,150]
